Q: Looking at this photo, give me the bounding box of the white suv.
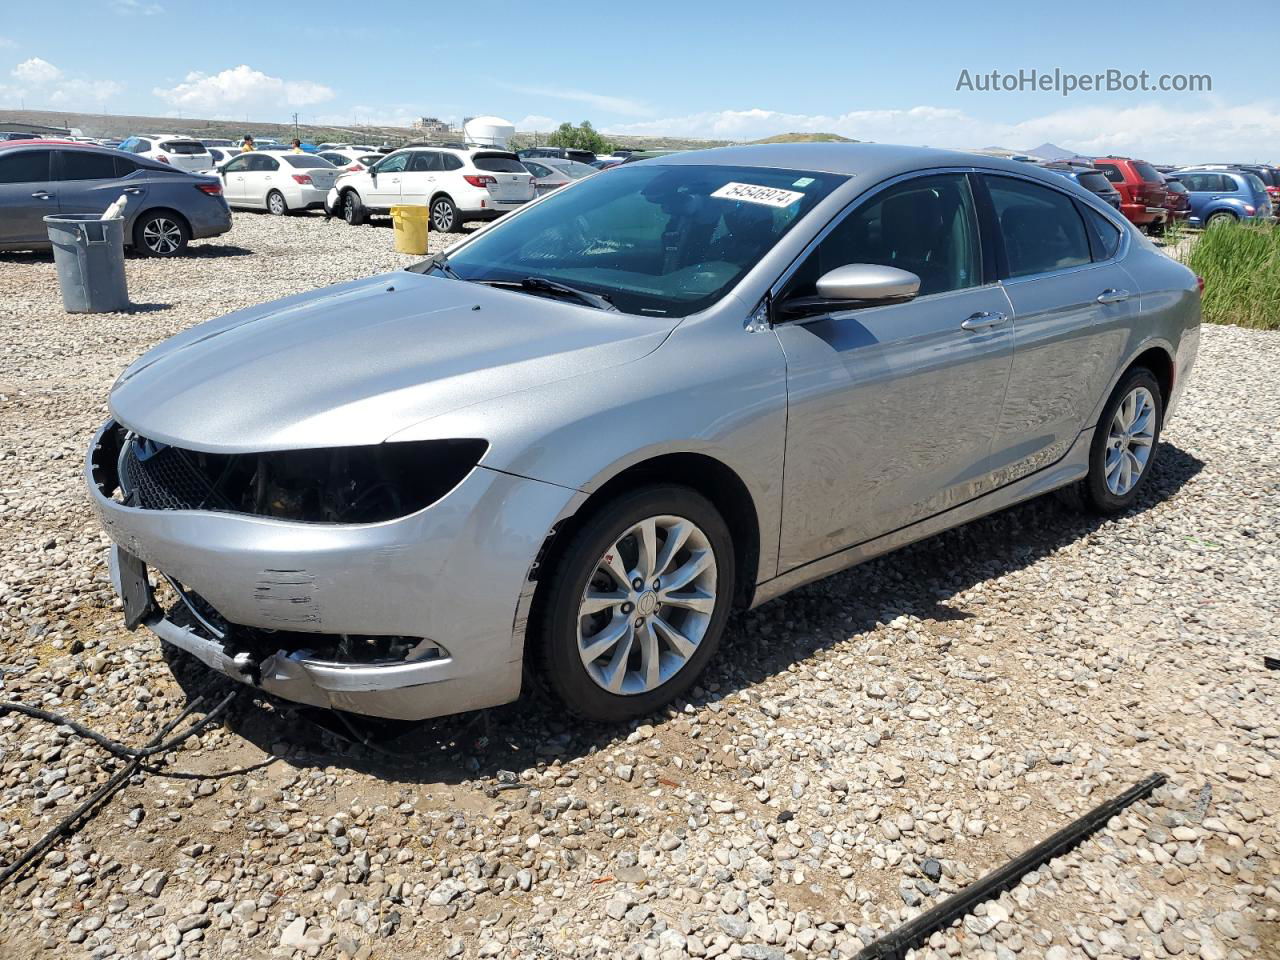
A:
[117,135,212,174]
[329,147,535,232]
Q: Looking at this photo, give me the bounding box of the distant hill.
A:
[748,132,856,144]
[1025,142,1078,161]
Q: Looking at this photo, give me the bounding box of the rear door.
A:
[401,150,442,204]
[984,174,1137,482]
[0,147,55,244]
[52,150,142,218]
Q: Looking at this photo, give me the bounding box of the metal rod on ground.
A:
[854,772,1168,960]
[0,691,237,888]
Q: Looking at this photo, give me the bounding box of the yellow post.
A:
[391,204,430,255]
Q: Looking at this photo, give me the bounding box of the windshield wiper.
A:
[480,276,617,312]
[413,251,461,280]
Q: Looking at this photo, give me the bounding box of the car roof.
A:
[644,142,1080,183]
[0,138,87,149]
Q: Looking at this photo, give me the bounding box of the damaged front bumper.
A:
[85,420,578,720]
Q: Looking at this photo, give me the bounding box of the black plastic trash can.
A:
[44,214,129,313]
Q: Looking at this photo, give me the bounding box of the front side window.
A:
[57,150,117,181]
[222,155,251,173]
[0,150,51,184]
[782,173,982,300]
[439,163,845,316]
[986,175,1091,278]
[373,152,409,174]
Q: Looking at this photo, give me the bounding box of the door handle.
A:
[960,311,1009,331]
[122,188,143,195]
[31,191,53,200]
[1096,288,1130,304]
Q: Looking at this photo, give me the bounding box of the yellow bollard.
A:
[391,204,430,255]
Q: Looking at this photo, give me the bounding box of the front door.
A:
[0,148,55,245]
[220,154,251,204]
[366,151,408,208]
[774,172,1015,570]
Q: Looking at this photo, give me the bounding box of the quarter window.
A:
[1081,205,1123,261]
[1096,163,1124,183]
[0,150,51,183]
[986,176,1092,278]
[783,173,983,300]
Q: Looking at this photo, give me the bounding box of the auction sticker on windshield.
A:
[711,182,806,208]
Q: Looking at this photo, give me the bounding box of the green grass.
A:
[1178,219,1280,330]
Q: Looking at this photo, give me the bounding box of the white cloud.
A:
[500,83,652,118]
[1,57,122,107]
[13,57,61,86]
[514,114,556,131]
[603,99,1280,165]
[153,65,334,116]
[0,36,16,49]
[111,0,164,14]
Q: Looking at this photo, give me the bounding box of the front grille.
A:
[120,440,237,512]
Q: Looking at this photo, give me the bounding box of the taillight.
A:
[291,174,312,185]
[155,154,170,164]
[1196,275,1205,294]
[463,174,496,188]
[1245,205,1256,215]
[196,183,222,196]
[346,163,362,172]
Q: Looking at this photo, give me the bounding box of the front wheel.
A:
[1080,367,1163,513]
[342,190,365,226]
[537,485,735,722]
[430,195,461,233]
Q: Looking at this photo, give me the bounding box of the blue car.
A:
[1041,163,1123,210]
[1168,168,1273,227]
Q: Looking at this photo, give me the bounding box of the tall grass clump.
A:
[1181,219,1280,330]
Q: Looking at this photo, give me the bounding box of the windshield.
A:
[438,163,845,317]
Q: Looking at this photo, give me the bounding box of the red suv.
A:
[1094,157,1169,230]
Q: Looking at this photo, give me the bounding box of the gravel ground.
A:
[0,211,1277,960]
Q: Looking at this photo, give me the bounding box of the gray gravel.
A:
[0,212,1277,960]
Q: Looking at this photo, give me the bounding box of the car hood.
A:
[109,271,675,453]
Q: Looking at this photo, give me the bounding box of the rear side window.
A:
[472,153,526,173]
[283,155,332,168]
[161,140,206,155]
[113,156,138,177]
[1096,163,1124,183]
[58,150,117,181]
[1081,206,1123,261]
[785,173,982,299]
[254,155,280,172]
[407,152,443,172]
[1076,171,1113,194]
[1132,161,1162,183]
[986,176,1091,278]
[0,149,51,183]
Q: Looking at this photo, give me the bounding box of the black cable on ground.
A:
[854,773,1168,960]
[0,690,240,888]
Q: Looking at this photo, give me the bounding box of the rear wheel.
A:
[430,195,461,233]
[342,189,365,226]
[1079,367,1163,513]
[266,189,288,216]
[1206,210,1237,227]
[133,211,190,257]
[537,485,734,722]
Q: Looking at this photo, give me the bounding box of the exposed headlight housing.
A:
[92,422,486,524]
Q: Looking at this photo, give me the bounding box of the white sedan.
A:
[219,151,341,215]
[522,157,597,194]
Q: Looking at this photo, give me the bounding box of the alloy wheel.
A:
[268,192,286,215]
[1105,386,1156,496]
[576,514,717,695]
[431,201,454,232]
[143,218,182,255]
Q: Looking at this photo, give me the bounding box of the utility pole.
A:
[292,112,299,139]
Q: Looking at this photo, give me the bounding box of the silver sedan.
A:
[86,143,1200,722]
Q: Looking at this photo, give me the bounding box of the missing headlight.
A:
[98,423,486,524]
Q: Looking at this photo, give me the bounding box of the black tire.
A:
[342,189,365,226]
[1206,210,1237,228]
[1079,366,1163,514]
[132,210,190,257]
[536,485,735,722]
[1148,220,1165,237]
[430,195,462,233]
[266,189,288,216]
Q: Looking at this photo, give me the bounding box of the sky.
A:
[0,0,1276,164]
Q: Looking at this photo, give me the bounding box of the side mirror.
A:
[777,264,920,320]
